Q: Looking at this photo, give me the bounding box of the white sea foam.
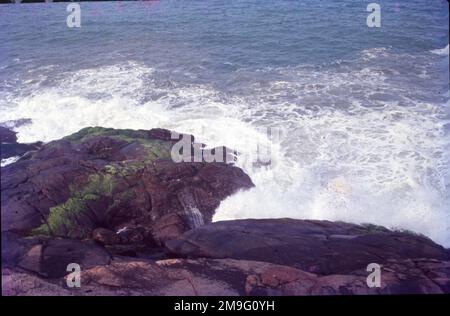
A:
[1,156,20,167]
[1,51,449,246]
[431,44,449,56]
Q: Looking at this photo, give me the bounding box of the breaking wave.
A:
[1,48,449,246]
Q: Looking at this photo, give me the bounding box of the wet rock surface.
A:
[166,219,450,275]
[3,257,449,295]
[0,126,17,143]
[3,217,449,295]
[0,126,42,160]
[1,127,449,295]
[1,127,253,240]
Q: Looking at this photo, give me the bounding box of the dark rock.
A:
[166,219,450,275]
[3,257,449,295]
[0,126,42,160]
[17,244,43,273]
[1,232,43,268]
[151,213,190,246]
[92,228,119,245]
[0,127,17,143]
[40,239,111,278]
[1,127,253,240]
[2,231,111,278]
[1,126,253,292]
[5,125,448,295]
[1,142,43,160]
[117,227,146,244]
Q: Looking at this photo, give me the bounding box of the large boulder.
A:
[3,126,449,296]
[1,127,253,243]
[166,219,450,275]
[2,232,111,278]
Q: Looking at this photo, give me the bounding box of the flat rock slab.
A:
[166,218,450,275]
[0,126,42,159]
[3,257,449,295]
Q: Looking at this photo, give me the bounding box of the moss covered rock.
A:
[1,127,253,243]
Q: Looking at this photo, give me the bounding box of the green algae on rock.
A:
[2,127,254,244]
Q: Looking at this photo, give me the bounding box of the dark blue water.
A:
[1,0,449,245]
[1,1,448,89]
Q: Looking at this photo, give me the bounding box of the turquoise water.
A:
[0,1,449,245]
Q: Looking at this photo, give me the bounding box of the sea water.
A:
[0,0,449,245]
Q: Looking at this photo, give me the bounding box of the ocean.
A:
[0,0,449,246]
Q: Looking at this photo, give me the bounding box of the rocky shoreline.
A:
[1,127,449,295]
[0,125,42,165]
